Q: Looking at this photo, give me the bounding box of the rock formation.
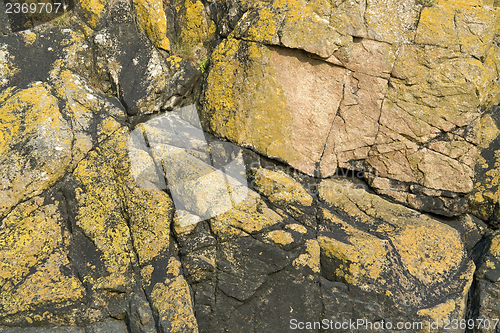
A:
[0,0,500,332]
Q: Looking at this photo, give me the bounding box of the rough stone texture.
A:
[1,0,500,332]
[202,0,500,216]
[169,0,217,63]
[318,179,473,317]
[90,0,200,116]
[472,231,500,310]
[470,105,500,227]
[133,0,171,51]
[0,2,198,331]
[0,27,123,220]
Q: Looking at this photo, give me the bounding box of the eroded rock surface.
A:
[202,0,500,216]
[1,0,500,332]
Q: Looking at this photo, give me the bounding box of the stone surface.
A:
[90,0,200,116]
[1,0,500,332]
[469,105,500,227]
[202,0,500,216]
[0,27,124,219]
[470,230,500,332]
[318,179,474,317]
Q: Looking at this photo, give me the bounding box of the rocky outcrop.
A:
[1,0,500,332]
[202,0,500,216]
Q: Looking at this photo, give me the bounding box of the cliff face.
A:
[0,0,500,332]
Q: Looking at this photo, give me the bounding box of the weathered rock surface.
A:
[471,230,500,332]
[1,0,500,332]
[470,105,500,227]
[318,179,473,320]
[202,0,500,216]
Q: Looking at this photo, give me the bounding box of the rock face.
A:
[202,0,500,216]
[0,0,500,332]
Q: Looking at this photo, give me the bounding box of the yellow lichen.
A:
[93,274,135,292]
[242,6,279,44]
[141,265,154,286]
[293,239,320,273]
[20,31,37,46]
[97,117,122,142]
[177,0,216,46]
[204,39,305,169]
[285,223,307,234]
[477,115,500,150]
[485,259,496,270]
[73,129,135,282]
[166,257,182,276]
[0,45,19,87]
[253,168,313,206]
[53,69,105,113]
[0,84,72,219]
[265,230,294,245]
[205,38,240,133]
[417,299,456,323]
[319,179,466,286]
[151,276,198,332]
[471,150,500,218]
[0,197,62,288]
[79,0,107,29]
[126,185,174,265]
[134,0,170,51]
[210,199,280,241]
[167,55,183,71]
[0,252,85,316]
[0,88,21,158]
[490,234,500,259]
[318,210,388,285]
[391,223,463,285]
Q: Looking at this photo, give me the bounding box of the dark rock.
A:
[0,1,11,36]
[84,319,128,333]
[127,292,156,333]
[0,328,85,333]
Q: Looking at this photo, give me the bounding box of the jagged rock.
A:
[0,27,124,220]
[251,168,313,206]
[202,0,500,216]
[169,0,217,63]
[75,0,109,29]
[469,105,500,227]
[147,258,198,333]
[133,0,170,51]
[90,0,200,116]
[127,292,156,333]
[0,194,85,321]
[250,167,317,227]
